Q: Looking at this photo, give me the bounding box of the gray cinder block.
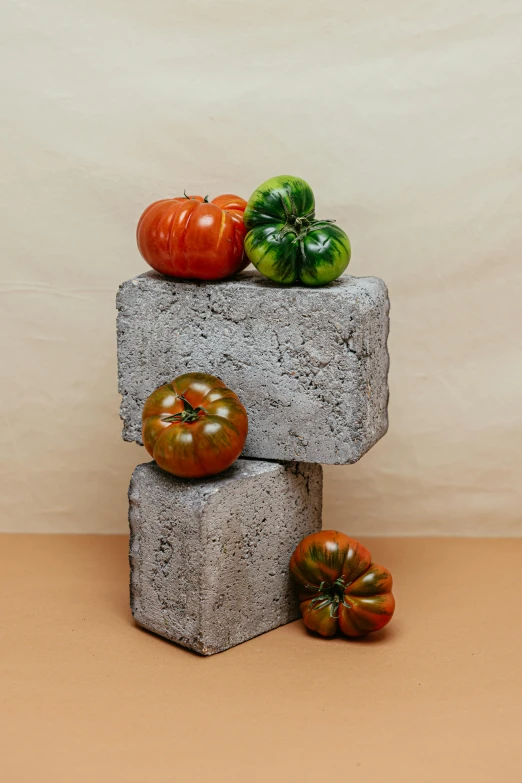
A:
[129,459,322,655]
[117,271,389,465]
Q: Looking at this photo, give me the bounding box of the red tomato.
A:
[137,193,249,280]
[142,372,248,479]
[290,530,395,638]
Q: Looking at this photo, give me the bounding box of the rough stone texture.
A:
[117,270,389,464]
[129,459,322,655]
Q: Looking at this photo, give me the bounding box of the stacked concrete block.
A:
[117,271,390,464]
[117,270,390,654]
[129,460,322,655]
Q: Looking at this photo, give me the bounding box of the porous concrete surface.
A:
[117,270,389,464]
[129,459,322,655]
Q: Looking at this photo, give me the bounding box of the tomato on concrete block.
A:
[243,175,351,286]
[142,372,248,478]
[290,530,395,637]
[137,193,249,280]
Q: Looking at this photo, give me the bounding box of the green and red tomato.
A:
[243,175,351,286]
[137,193,249,281]
[142,372,248,478]
[290,530,395,637]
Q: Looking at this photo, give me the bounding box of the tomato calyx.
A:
[277,192,335,242]
[162,394,205,424]
[183,190,209,203]
[306,577,352,618]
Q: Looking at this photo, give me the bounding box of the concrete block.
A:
[117,270,389,464]
[129,458,322,655]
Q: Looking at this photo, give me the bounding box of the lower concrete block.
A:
[129,458,322,655]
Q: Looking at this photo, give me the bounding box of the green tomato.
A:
[243,175,351,286]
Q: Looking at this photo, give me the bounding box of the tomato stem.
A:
[308,576,348,615]
[277,193,335,242]
[183,191,210,203]
[162,394,204,424]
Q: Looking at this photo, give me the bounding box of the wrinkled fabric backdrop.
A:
[1,0,521,534]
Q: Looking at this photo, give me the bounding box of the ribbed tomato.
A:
[290,531,395,638]
[243,175,351,286]
[137,193,249,280]
[142,372,248,478]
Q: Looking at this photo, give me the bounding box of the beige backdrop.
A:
[1,0,521,534]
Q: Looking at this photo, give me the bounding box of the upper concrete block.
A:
[117,271,389,464]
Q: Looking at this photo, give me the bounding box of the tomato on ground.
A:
[290,530,395,637]
[137,193,249,280]
[142,372,248,478]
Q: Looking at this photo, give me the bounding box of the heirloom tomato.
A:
[290,530,395,637]
[243,175,351,286]
[142,373,248,478]
[137,193,249,280]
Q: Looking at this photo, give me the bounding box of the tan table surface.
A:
[2,534,521,782]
